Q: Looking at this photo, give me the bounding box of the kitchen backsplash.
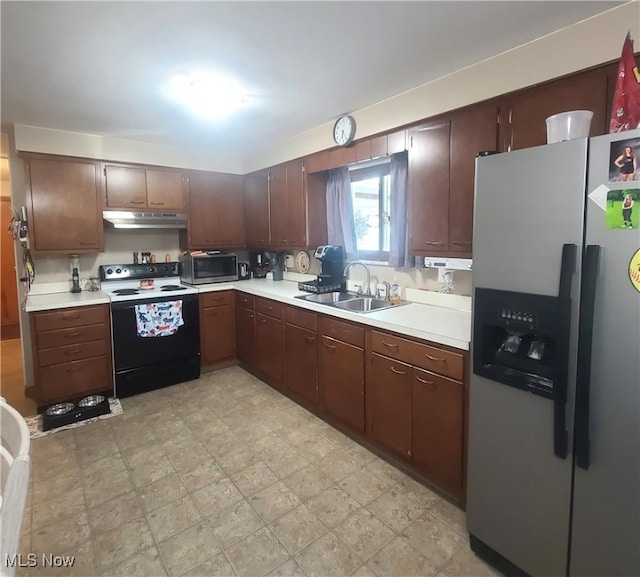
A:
[287,251,472,296]
[31,230,183,284]
[31,237,471,297]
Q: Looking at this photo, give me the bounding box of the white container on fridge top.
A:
[545,110,593,143]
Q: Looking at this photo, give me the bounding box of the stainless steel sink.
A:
[295,292,406,314]
[294,292,359,304]
[332,297,402,313]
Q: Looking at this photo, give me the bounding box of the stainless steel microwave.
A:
[179,252,238,285]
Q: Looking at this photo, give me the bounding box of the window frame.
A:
[349,162,391,262]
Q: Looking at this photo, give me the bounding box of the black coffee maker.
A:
[298,245,346,293]
[249,251,269,278]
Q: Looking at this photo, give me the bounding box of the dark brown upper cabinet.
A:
[26,155,104,253]
[103,164,185,211]
[183,171,245,250]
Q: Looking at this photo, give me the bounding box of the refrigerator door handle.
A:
[553,243,577,459]
[575,244,600,470]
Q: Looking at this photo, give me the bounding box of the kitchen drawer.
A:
[33,305,107,332]
[319,316,364,348]
[372,330,463,380]
[255,297,283,320]
[201,290,233,308]
[285,306,317,332]
[36,324,108,349]
[407,342,463,381]
[39,356,112,400]
[38,339,108,367]
[371,330,414,364]
[235,292,255,310]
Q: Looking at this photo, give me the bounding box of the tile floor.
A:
[18,366,501,577]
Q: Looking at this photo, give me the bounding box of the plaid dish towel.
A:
[135,300,184,337]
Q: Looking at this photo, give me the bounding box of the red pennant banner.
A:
[610,32,640,133]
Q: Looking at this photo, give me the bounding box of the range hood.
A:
[103,210,187,230]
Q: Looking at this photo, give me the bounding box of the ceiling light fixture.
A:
[169,72,245,119]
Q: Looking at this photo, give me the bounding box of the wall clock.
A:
[333,115,356,147]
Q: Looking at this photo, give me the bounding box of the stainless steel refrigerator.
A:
[467,130,640,577]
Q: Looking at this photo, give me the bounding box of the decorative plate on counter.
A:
[294,251,310,273]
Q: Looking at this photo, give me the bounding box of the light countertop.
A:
[198,278,471,350]
[24,291,110,313]
[25,278,471,350]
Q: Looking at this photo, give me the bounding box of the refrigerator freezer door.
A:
[569,131,640,576]
[468,139,588,576]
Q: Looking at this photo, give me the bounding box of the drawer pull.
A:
[130,201,145,205]
[390,366,407,375]
[425,241,444,246]
[425,353,446,363]
[149,202,164,205]
[61,314,81,321]
[65,365,83,373]
[249,314,254,319]
[64,332,81,338]
[266,306,273,310]
[260,318,267,324]
[382,341,398,349]
[452,241,471,246]
[79,242,96,246]
[65,349,82,355]
[323,342,336,350]
[416,375,435,385]
[304,335,316,343]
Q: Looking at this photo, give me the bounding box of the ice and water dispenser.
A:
[473,288,571,400]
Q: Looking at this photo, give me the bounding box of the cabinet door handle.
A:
[390,366,407,375]
[266,306,273,310]
[323,342,336,350]
[425,353,446,363]
[249,314,254,319]
[61,314,80,321]
[304,335,316,343]
[260,318,267,324]
[382,341,398,349]
[416,375,435,385]
[64,332,81,338]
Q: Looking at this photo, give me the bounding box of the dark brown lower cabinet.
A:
[367,353,412,460]
[256,313,284,388]
[235,305,256,367]
[284,323,318,405]
[318,335,364,433]
[200,291,235,366]
[412,366,464,493]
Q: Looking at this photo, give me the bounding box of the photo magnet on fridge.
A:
[605,188,639,229]
[608,137,640,182]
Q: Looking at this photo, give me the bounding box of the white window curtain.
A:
[389,151,415,267]
[326,167,358,261]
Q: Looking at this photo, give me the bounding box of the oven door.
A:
[111,293,200,371]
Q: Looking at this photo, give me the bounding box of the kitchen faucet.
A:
[344,262,371,296]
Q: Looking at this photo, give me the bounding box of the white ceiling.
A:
[1,1,621,157]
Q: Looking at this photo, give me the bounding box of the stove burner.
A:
[112,288,140,295]
[161,285,188,292]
